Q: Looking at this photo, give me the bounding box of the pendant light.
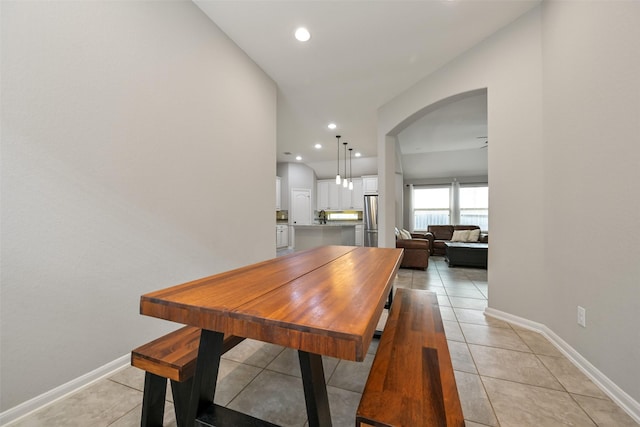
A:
[348,148,354,190]
[335,135,341,185]
[343,142,348,188]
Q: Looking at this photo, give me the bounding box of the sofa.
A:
[395,230,431,270]
[426,225,488,256]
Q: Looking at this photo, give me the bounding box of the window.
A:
[327,212,359,220]
[412,187,450,230]
[411,183,489,232]
[460,186,488,231]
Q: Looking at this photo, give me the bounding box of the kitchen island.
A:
[293,222,361,251]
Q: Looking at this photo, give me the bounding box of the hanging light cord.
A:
[343,142,348,187]
[336,135,341,184]
[349,148,353,189]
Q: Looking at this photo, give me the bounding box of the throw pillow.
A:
[451,230,470,242]
[467,229,481,242]
[400,229,412,240]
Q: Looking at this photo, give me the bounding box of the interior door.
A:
[291,189,311,225]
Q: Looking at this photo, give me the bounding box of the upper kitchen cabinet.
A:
[317,179,340,210]
[316,180,329,210]
[339,184,352,210]
[351,178,364,209]
[362,175,378,195]
[276,176,281,210]
[340,178,363,210]
[317,177,363,211]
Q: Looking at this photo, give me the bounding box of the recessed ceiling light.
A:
[314,143,322,149]
[328,123,337,130]
[295,155,302,161]
[355,152,362,157]
[294,27,311,42]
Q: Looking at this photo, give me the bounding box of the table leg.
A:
[374,287,394,339]
[185,329,225,426]
[298,351,332,427]
[385,286,394,310]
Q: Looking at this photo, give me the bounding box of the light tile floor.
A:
[7,257,638,427]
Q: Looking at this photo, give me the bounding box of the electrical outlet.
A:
[577,306,586,328]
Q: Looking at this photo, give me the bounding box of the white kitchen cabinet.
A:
[327,182,340,210]
[340,184,352,210]
[317,178,364,211]
[362,175,378,194]
[316,180,329,210]
[276,224,289,248]
[282,226,289,248]
[340,178,363,210]
[351,178,363,209]
[355,224,363,246]
[316,179,342,210]
[276,177,281,210]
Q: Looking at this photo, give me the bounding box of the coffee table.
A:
[444,242,488,268]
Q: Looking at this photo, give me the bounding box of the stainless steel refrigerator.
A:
[363,194,378,247]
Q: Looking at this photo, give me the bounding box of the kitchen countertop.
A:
[294,222,362,227]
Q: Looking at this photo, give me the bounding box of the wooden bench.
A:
[356,288,465,427]
[131,326,244,427]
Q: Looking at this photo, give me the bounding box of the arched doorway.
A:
[377,88,488,248]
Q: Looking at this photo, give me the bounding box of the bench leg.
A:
[141,372,167,427]
[298,351,332,427]
[170,378,193,427]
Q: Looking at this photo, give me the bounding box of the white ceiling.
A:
[398,89,488,180]
[194,0,539,178]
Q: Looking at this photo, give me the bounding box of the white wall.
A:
[305,156,378,181]
[379,7,545,304]
[379,0,640,408]
[400,148,488,181]
[276,162,317,211]
[541,0,640,403]
[1,0,276,411]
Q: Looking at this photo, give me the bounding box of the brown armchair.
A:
[395,233,431,270]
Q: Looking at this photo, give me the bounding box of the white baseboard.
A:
[0,354,131,426]
[485,307,640,424]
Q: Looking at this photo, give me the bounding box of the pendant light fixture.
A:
[343,142,348,188]
[335,135,341,185]
[348,148,354,190]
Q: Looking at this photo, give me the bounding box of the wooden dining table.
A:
[140,245,403,427]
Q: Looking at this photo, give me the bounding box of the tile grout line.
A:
[433,259,503,427]
[223,346,286,411]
